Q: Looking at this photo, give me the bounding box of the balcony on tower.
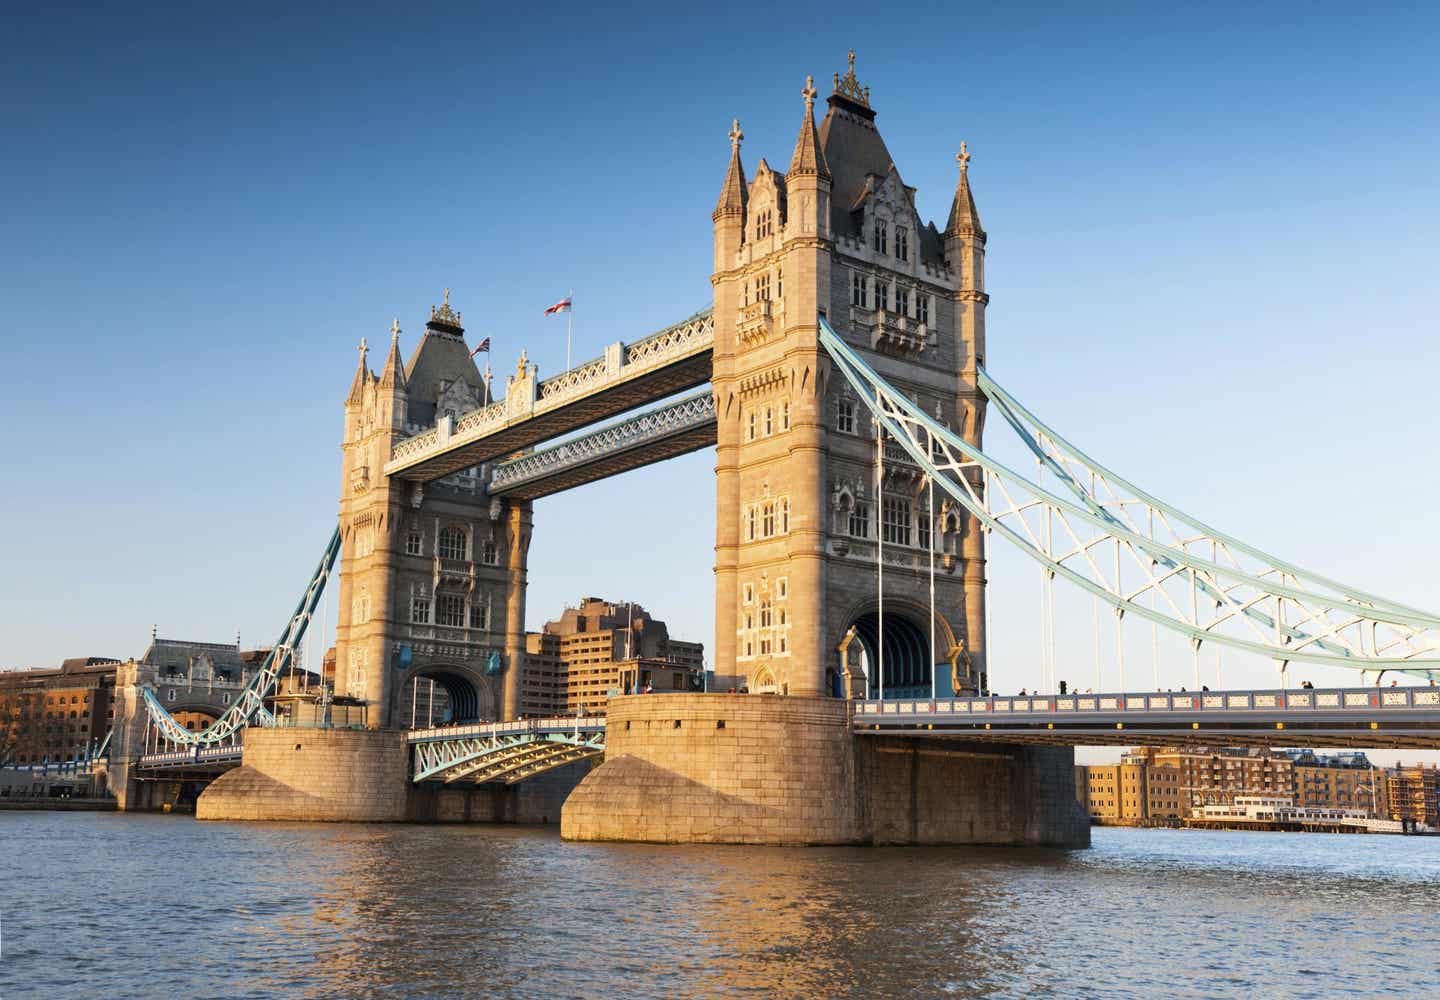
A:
[871,309,927,356]
[737,299,773,347]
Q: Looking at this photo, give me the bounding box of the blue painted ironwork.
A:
[140,527,342,747]
[817,316,1440,678]
[409,717,606,784]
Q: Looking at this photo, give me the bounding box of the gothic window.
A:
[756,272,771,301]
[746,409,757,442]
[918,294,930,325]
[882,495,912,546]
[759,596,773,628]
[918,505,933,551]
[743,583,754,604]
[849,501,871,539]
[780,497,790,533]
[763,405,773,436]
[437,594,466,628]
[405,531,422,556]
[836,398,857,435]
[895,227,909,262]
[481,539,498,565]
[780,400,791,431]
[745,506,757,542]
[877,281,890,313]
[897,287,909,317]
[755,209,774,239]
[762,501,775,537]
[873,222,888,255]
[411,594,431,625]
[777,577,788,599]
[438,526,468,561]
[851,270,865,307]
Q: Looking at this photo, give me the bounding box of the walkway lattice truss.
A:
[818,318,1440,681]
[410,721,605,785]
[140,528,341,747]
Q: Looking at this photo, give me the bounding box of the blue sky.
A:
[3,2,1439,750]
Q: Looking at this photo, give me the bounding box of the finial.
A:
[957,141,972,173]
[358,337,368,358]
[848,49,855,74]
[729,118,743,152]
[390,316,401,341]
[443,287,450,307]
[802,75,817,111]
[152,624,157,641]
[516,348,529,380]
[833,48,870,108]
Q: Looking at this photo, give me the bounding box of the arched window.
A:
[759,596,773,629]
[438,526,468,561]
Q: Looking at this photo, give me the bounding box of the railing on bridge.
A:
[137,744,245,770]
[855,686,1440,748]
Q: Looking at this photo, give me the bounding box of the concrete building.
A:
[522,597,703,716]
[1079,749,1182,826]
[0,657,119,766]
[1377,762,1440,828]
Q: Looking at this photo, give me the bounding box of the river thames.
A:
[1,813,1436,999]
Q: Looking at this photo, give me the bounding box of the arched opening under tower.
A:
[847,611,939,700]
[395,666,495,727]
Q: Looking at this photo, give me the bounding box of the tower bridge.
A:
[111,53,1440,846]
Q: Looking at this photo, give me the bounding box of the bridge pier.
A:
[560,694,1089,847]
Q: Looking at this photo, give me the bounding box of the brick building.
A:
[1080,749,1182,825]
[1378,763,1440,827]
[1284,749,1379,815]
[0,657,120,765]
[522,597,704,716]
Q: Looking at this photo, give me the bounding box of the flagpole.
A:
[566,288,573,371]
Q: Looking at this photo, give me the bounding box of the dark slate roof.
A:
[818,93,896,241]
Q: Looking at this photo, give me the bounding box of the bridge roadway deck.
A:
[136,744,244,773]
[385,309,714,482]
[857,686,1440,749]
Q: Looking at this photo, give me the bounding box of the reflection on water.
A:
[1,813,1437,999]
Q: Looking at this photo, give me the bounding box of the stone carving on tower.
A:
[335,294,529,727]
[711,52,988,699]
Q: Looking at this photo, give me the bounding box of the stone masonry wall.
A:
[196,728,409,822]
[562,693,864,845]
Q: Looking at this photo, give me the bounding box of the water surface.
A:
[1,813,1436,998]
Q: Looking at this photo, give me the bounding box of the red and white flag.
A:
[544,296,572,316]
[467,336,491,358]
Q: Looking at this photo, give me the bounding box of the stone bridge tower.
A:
[711,53,989,699]
[335,297,528,728]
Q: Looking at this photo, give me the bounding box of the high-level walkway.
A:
[384,310,714,482]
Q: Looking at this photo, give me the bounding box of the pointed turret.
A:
[378,317,407,392]
[713,118,748,221]
[788,75,829,180]
[944,141,985,241]
[346,338,371,406]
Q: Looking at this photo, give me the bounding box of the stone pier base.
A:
[561,694,1089,847]
[197,728,409,822]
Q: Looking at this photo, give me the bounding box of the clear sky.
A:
[3,3,1439,764]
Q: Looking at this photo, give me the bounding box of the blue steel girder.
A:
[447,737,604,785]
[412,730,604,784]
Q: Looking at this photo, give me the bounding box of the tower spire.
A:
[346,337,371,405]
[788,75,830,180]
[713,118,748,221]
[945,141,984,239]
[378,317,406,391]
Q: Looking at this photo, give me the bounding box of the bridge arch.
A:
[834,598,958,699]
[393,664,497,727]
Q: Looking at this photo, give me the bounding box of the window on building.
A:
[411,595,431,625]
[849,501,871,538]
[780,400,791,431]
[756,272,771,301]
[762,502,775,538]
[873,222,887,255]
[405,532,422,556]
[918,295,930,325]
[895,227,909,262]
[776,266,782,299]
[763,405,773,436]
[777,578,788,599]
[882,496,912,547]
[746,410,757,442]
[759,596,773,628]
[438,526,467,561]
[470,603,489,630]
[897,287,909,317]
[481,539,498,565]
[851,270,867,307]
[918,506,933,552]
[780,497,790,533]
[836,398,857,435]
[437,594,465,628]
[745,506,757,542]
[742,583,754,604]
[877,281,890,313]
